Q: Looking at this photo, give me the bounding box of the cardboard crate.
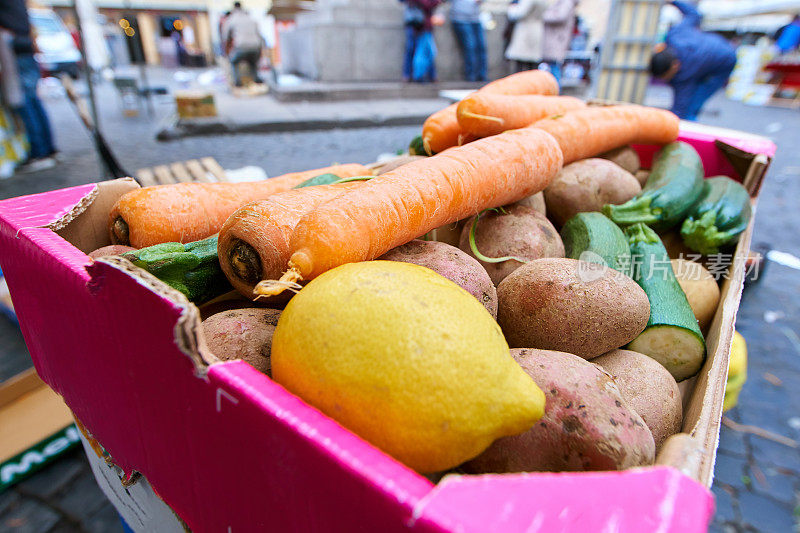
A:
[0,123,774,531]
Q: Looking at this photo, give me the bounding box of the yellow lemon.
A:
[272,261,545,473]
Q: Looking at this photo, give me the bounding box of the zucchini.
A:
[409,135,427,156]
[293,173,341,189]
[625,223,706,381]
[123,235,231,303]
[603,142,706,230]
[560,212,631,276]
[680,176,751,255]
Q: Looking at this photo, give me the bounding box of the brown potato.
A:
[378,240,498,318]
[671,258,720,332]
[89,245,136,259]
[593,349,682,451]
[497,258,649,359]
[635,169,650,187]
[426,220,466,247]
[544,159,642,226]
[202,308,281,376]
[459,204,564,286]
[514,192,546,215]
[600,145,641,174]
[464,348,655,473]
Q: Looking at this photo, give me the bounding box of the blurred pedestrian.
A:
[505,0,548,72]
[0,0,57,171]
[542,0,577,82]
[222,2,265,86]
[450,0,487,82]
[649,0,736,121]
[775,15,800,53]
[401,0,441,82]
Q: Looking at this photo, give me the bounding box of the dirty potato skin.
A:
[497,258,649,359]
[464,348,655,473]
[600,145,641,174]
[514,192,546,215]
[544,158,642,226]
[593,349,683,451]
[458,204,564,286]
[88,245,136,259]
[202,308,281,376]
[378,240,498,318]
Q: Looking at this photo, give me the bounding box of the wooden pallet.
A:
[135,157,228,186]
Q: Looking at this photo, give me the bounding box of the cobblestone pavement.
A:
[1,78,800,532]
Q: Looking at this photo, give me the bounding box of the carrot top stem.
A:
[227,239,263,284]
[468,209,529,264]
[458,110,505,126]
[112,217,130,245]
[253,265,303,298]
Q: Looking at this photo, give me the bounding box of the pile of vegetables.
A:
[85,71,757,477]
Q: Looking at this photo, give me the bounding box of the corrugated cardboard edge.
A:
[93,255,221,376]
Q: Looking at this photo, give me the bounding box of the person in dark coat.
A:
[649,0,736,121]
[0,0,58,171]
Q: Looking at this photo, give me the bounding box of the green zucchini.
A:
[409,135,427,156]
[625,223,706,381]
[293,173,341,189]
[603,142,706,230]
[560,212,631,277]
[123,235,231,303]
[680,176,751,255]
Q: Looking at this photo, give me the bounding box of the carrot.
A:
[457,94,587,138]
[254,127,563,295]
[217,181,365,300]
[532,105,680,164]
[109,163,370,248]
[421,70,559,155]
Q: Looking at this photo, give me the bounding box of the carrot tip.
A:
[253,266,303,298]
[459,110,505,126]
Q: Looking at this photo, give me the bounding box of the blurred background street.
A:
[2,0,800,531]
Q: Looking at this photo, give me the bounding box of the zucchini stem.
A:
[602,195,661,226]
[681,211,735,255]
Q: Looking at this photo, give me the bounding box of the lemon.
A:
[272,261,545,473]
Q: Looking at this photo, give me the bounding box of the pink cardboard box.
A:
[0,124,774,532]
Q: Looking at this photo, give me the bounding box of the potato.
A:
[202,308,281,376]
[89,245,136,259]
[464,348,655,473]
[544,159,642,226]
[497,258,649,359]
[635,169,650,187]
[378,240,498,318]
[671,258,720,331]
[600,145,641,174]
[458,204,564,286]
[660,231,695,260]
[514,191,546,215]
[426,220,465,247]
[593,349,682,451]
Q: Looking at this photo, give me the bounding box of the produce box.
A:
[0,123,774,531]
[174,91,217,119]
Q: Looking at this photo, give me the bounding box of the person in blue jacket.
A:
[649,0,736,121]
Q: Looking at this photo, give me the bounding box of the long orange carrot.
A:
[457,94,586,137]
[109,163,370,248]
[217,181,364,301]
[255,127,563,295]
[421,70,559,155]
[532,105,680,164]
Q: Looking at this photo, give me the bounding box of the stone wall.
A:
[280,0,511,82]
